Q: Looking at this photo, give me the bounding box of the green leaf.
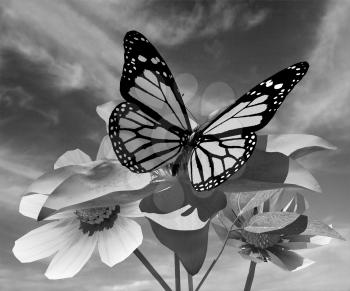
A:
[301,220,345,240]
[238,189,283,216]
[149,220,209,275]
[220,150,321,193]
[245,212,307,235]
[211,220,228,241]
[140,177,226,223]
[211,219,243,248]
[282,192,308,214]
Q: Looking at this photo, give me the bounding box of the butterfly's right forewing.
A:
[189,62,309,191]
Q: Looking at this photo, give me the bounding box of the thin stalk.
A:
[188,273,193,291]
[195,222,237,291]
[175,253,181,291]
[134,249,172,291]
[244,261,257,291]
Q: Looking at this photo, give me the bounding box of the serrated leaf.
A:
[282,193,308,214]
[245,212,307,235]
[224,192,255,225]
[238,189,283,216]
[301,220,345,240]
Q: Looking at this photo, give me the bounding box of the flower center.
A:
[241,230,281,249]
[75,205,120,235]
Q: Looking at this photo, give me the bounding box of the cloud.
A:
[286,1,350,141]
[241,9,270,30]
[100,280,152,291]
[0,0,124,100]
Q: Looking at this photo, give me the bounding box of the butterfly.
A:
[109,30,309,192]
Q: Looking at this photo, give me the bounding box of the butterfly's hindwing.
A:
[120,30,191,132]
[189,132,256,191]
[109,102,187,173]
[203,62,309,136]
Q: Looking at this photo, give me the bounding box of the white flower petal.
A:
[285,159,321,193]
[40,161,152,220]
[144,205,207,231]
[98,217,142,267]
[13,219,78,263]
[119,200,143,218]
[45,211,76,221]
[292,258,315,272]
[310,235,332,246]
[25,164,92,195]
[263,134,336,157]
[267,248,310,271]
[45,232,98,279]
[96,136,117,160]
[54,149,92,169]
[96,101,119,125]
[19,194,48,219]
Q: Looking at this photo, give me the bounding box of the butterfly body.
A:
[109,30,309,192]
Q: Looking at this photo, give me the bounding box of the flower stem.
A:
[188,273,193,291]
[195,214,241,291]
[243,261,257,291]
[195,225,232,291]
[174,253,181,291]
[134,249,172,291]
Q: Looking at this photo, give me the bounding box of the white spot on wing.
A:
[266,80,273,87]
[138,55,147,62]
[274,83,283,89]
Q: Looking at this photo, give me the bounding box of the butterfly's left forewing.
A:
[109,102,185,173]
[109,30,192,173]
[120,30,191,133]
[189,62,309,191]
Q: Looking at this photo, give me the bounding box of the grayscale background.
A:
[0,0,349,290]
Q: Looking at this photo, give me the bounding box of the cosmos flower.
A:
[13,138,146,279]
[212,189,344,271]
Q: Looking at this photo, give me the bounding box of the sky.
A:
[1,0,350,290]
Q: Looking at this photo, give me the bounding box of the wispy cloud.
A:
[241,9,270,30]
[101,280,152,291]
[287,1,350,141]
